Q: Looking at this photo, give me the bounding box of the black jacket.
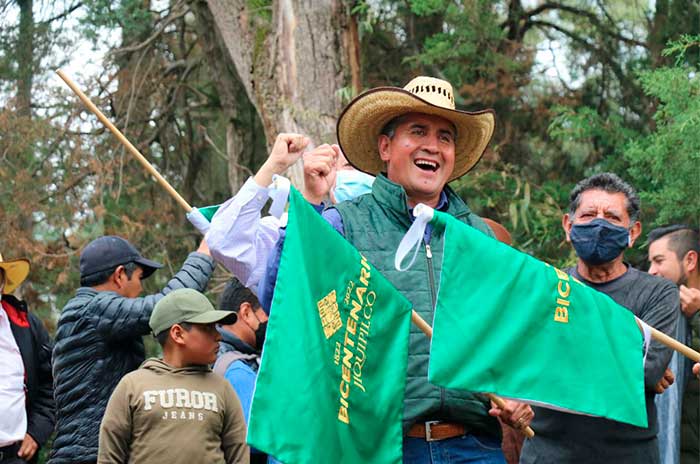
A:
[2,294,55,457]
[49,252,215,464]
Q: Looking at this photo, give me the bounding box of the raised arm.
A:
[206,133,310,289]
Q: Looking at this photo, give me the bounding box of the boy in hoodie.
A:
[97,288,250,464]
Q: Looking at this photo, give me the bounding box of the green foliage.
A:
[79,0,153,43]
[548,37,700,233]
[1,1,268,335]
[548,104,637,173]
[452,167,575,267]
[662,34,700,65]
[409,0,447,17]
[247,0,273,22]
[624,65,700,225]
[405,0,516,93]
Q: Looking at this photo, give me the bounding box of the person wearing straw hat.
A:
[260,76,533,462]
[0,254,55,464]
[50,236,215,464]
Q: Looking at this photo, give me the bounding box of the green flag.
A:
[248,186,413,463]
[186,204,220,234]
[198,204,220,221]
[401,206,647,427]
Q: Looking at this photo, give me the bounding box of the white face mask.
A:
[332,170,375,203]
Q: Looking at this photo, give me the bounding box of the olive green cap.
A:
[149,288,237,336]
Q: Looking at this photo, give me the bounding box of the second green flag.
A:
[408,206,647,428]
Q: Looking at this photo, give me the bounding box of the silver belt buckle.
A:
[425,420,441,442]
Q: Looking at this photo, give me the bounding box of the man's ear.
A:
[238,302,253,320]
[112,265,127,288]
[628,221,642,248]
[562,213,573,242]
[170,324,187,346]
[685,250,698,274]
[378,135,392,163]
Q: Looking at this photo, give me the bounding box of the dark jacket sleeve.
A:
[26,312,55,446]
[94,252,215,340]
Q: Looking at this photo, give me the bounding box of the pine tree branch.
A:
[40,2,83,25]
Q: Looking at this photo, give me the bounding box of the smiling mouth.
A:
[414,159,439,172]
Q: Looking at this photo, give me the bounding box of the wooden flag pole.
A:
[56,69,193,213]
[410,312,700,441]
[646,323,700,361]
[411,310,535,438]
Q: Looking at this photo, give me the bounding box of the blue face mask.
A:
[333,170,375,203]
[570,218,630,265]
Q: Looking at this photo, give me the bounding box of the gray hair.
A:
[568,173,641,222]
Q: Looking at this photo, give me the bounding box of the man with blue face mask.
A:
[520,172,680,464]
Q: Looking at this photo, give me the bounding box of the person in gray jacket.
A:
[520,173,679,464]
[50,235,215,464]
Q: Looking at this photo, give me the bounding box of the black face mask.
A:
[254,320,268,349]
[570,218,630,265]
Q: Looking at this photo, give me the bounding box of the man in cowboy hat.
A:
[260,76,532,462]
[0,255,55,463]
[50,236,215,464]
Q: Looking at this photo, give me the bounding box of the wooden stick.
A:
[410,310,700,440]
[634,318,700,361]
[411,309,535,438]
[411,310,434,338]
[650,325,700,361]
[56,69,193,212]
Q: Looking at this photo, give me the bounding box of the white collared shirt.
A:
[206,177,283,291]
[0,301,27,446]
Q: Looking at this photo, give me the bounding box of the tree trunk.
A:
[191,1,265,194]
[201,0,358,188]
[16,0,34,118]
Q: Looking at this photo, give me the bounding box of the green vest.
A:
[333,174,501,437]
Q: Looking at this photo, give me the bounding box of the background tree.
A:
[2,0,700,353]
[199,0,361,187]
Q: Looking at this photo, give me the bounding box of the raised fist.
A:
[302,144,340,204]
[254,133,311,187]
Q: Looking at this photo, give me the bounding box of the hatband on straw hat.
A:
[337,76,495,182]
[0,253,30,294]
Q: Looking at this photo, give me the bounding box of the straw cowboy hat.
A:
[336,76,495,182]
[0,253,30,294]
